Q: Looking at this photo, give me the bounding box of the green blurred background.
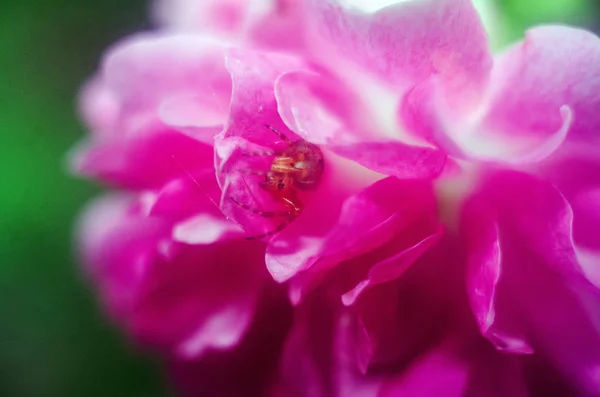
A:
[0,1,598,396]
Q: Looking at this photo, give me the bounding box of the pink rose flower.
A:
[72,0,600,396]
[151,0,305,50]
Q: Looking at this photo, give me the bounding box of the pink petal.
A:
[305,0,492,113]
[147,170,222,220]
[72,33,230,188]
[102,33,231,133]
[400,68,571,166]
[525,158,600,288]
[479,26,600,154]
[463,170,600,396]
[78,194,270,359]
[275,295,339,397]
[348,233,468,373]
[70,125,213,189]
[275,70,447,180]
[341,224,444,306]
[402,26,600,165]
[219,49,304,145]
[276,293,531,397]
[329,141,446,180]
[173,213,245,245]
[461,195,534,355]
[152,0,250,34]
[263,151,378,284]
[381,337,530,397]
[535,157,600,252]
[78,76,119,137]
[76,194,171,323]
[276,177,440,303]
[245,0,306,51]
[168,281,292,397]
[152,0,305,51]
[214,49,312,237]
[133,238,267,359]
[380,340,470,397]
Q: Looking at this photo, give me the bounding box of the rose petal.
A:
[479,26,600,152]
[443,25,600,163]
[76,194,171,323]
[152,0,250,34]
[264,151,377,284]
[152,0,305,51]
[78,194,270,360]
[463,170,600,395]
[380,340,470,397]
[69,126,213,189]
[274,177,440,304]
[329,141,446,180]
[102,33,231,133]
[214,49,307,237]
[275,70,447,180]
[341,224,444,306]
[348,232,468,372]
[148,170,222,220]
[305,0,492,113]
[78,76,119,137]
[71,33,230,188]
[402,25,600,166]
[168,279,292,397]
[534,156,600,253]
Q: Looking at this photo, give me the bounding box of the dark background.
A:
[0,1,598,396]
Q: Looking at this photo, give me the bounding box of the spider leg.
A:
[230,197,295,218]
[264,124,292,144]
[242,193,303,240]
[233,169,267,176]
[240,150,276,157]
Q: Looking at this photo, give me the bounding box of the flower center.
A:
[434,160,481,230]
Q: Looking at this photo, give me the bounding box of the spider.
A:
[230,125,324,240]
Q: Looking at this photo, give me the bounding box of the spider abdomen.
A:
[285,140,324,191]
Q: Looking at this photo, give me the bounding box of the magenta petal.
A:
[148,171,221,220]
[168,279,292,397]
[274,177,440,303]
[329,141,446,180]
[215,49,309,236]
[102,33,231,133]
[78,194,269,359]
[148,171,245,244]
[72,33,229,189]
[306,0,492,108]
[134,239,267,359]
[275,70,447,180]
[380,340,470,397]
[220,49,304,145]
[341,224,443,306]
[152,0,305,51]
[479,26,600,152]
[462,195,534,355]
[535,157,600,255]
[275,70,368,145]
[348,234,467,373]
[152,0,250,34]
[77,194,171,324]
[78,76,119,137]
[463,170,600,395]
[70,126,213,189]
[381,338,529,397]
[402,25,600,165]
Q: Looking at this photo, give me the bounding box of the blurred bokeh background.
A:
[0,1,598,396]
